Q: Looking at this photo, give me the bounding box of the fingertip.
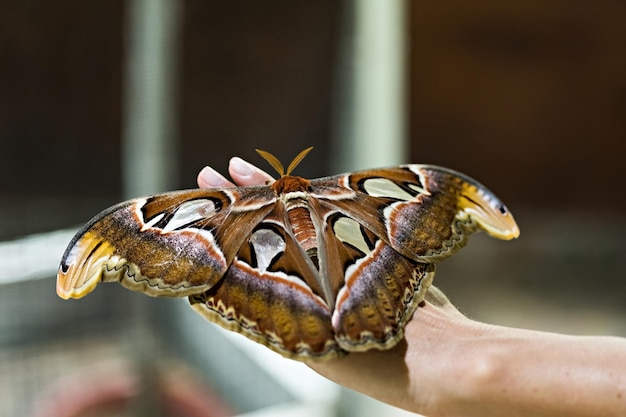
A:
[197,166,234,188]
[229,157,274,186]
[230,157,255,177]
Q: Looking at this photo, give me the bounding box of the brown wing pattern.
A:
[311,164,519,263]
[57,160,519,361]
[189,211,342,359]
[57,187,276,299]
[314,208,436,353]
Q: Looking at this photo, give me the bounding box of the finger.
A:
[229,157,275,186]
[197,166,236,189]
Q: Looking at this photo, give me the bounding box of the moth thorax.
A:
[271,175,311,195]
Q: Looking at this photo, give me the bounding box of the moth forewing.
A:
[412,164,520,241]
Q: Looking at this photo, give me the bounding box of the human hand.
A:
[198,156,626,417]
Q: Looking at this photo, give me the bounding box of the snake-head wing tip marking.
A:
[56,268,96,300]
[459,183,520,240]
[496,216,520,240]
[56,232,113,299]
[56,272,74,300]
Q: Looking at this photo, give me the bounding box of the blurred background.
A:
[1,0,624,416]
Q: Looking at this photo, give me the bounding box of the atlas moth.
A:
[57,147,519,361]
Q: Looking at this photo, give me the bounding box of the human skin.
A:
[198,157,626,417]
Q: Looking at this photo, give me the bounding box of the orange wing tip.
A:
[56,266,103,299]
[56,233,116,299]
[459,184,520,240]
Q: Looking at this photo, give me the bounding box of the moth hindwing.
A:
[57,149,519,361]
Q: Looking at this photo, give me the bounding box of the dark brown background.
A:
[1,1,624,330]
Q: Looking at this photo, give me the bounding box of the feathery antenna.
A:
[256,147,314,177]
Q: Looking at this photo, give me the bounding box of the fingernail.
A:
[198,166,228,188]
[230,157,254,177]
